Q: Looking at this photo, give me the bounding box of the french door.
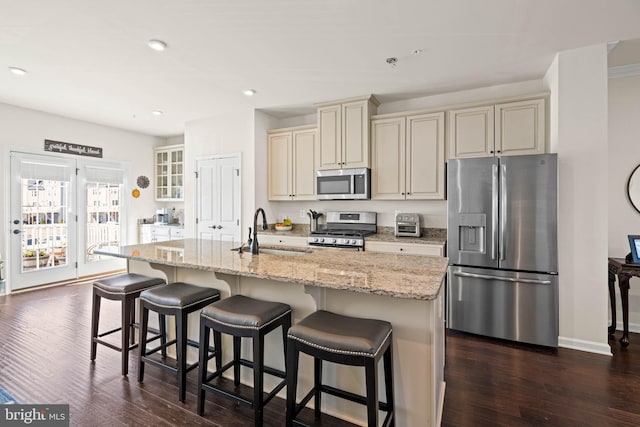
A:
[9,152,126,290]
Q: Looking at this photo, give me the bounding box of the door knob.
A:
[209,225,218,229]
[217,225,223,229]
[13,229,21,234]
[13,219,20,225]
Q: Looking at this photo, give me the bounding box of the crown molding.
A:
[609,63,640,79]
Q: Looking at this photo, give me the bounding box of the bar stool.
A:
[197,295,292,426]
[286,310,395,427]
[137,282,221,402]
[90,273,166,375]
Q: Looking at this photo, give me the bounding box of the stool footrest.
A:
[322,384,390,411]
[237,358,286,379]
[97,326,122,338]
[92,337,139,353]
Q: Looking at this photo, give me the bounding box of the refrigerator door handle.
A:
[500,163,507,261]
[453,271,552,285]
[491,164,498,260]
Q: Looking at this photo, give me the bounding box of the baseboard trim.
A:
[612,320,640,334]
[436,381,446,427]
[558,336,612,356]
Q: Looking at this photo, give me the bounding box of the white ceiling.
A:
[2,0,640,137]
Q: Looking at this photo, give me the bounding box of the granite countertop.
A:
[95,239,448,300]
[258,224,447,245]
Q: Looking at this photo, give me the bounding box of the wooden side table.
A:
[608,257,640,347]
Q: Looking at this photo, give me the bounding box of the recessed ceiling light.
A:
[411,49,423,56]
[152,110,163,116]
[148,39,168,51]
[9,66,27,76]
[385,57,398,67]
[242,89,256,96]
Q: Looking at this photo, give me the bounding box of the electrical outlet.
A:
[299,210,306,218]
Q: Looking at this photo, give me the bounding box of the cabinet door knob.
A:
[497,150,501,153]
[490,150,494,154]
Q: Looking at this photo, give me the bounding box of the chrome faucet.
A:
[250,208,268,254]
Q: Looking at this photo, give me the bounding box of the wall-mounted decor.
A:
[137,175,150,189]
[132,189,141,198]
[628,163,640,214]
[44,139,103,158]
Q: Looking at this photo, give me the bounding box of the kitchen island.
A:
[96,239,448,426]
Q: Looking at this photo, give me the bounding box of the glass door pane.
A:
[20,179,69,272]
[86,182,122,262]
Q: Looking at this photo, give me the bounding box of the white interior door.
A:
[196,154,241,242]
[9,152,78,290]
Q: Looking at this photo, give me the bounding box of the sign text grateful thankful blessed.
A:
[44,139,103,158]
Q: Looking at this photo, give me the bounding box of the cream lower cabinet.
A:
[449,98,546,159]
[317,96,378,170]
[366,241,444,256]
[268,126,317,201]
[371,111,445,200]
[258,234,308,248]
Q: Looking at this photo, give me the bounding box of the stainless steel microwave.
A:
[316,168,370,200]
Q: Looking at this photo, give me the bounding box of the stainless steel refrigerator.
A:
[447,154,558,347]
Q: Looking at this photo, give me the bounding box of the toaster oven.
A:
[395,213,421,237]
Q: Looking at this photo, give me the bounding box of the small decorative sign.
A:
[44,139,103,158]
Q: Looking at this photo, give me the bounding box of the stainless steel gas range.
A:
[307,211,376,250]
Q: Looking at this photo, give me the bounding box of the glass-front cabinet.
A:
[155,144,184,201]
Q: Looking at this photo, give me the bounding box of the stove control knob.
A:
[313,238,319,243]
[331,238,337,244]
[343,239,350,245]
[351,240,357,244]
[319,238,325,243]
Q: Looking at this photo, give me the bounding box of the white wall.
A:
[183,108,255,239]
[0,102,162,285]
[608,73,640,331]
[545,44,610,354]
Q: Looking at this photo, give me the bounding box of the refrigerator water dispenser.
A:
[458,213,486,253]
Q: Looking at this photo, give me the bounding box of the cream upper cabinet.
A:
[317,96,378,170]
[155,144,184,201]
[267,126,317,201]
[495,98,546,156]
[372,112,445,200]
[448,98,546,159]
[448,105,495,159]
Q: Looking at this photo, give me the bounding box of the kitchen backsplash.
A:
[269,200,447,229]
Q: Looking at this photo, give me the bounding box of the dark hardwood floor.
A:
[442,330,640,426]
[1,281,640,426]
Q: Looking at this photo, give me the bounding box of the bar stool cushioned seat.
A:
[90,273,166,376]
[138,282,221,402]
[286,310,395,427]
[198,295,292,427]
